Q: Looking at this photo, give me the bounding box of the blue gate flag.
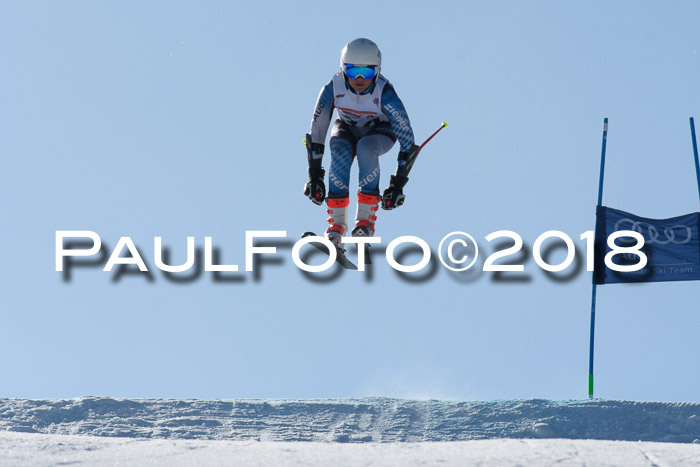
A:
[594,206,700,285]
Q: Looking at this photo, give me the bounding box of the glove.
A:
[381,175,408,210]
[304,168,326,205]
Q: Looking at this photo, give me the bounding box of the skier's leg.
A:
[328,136,353,197]
[352,133,394,237]
[356,133,395,194]
[325,121,356,246]
[353,133,394,236]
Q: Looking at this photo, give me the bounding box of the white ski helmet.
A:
[340,38,382,74]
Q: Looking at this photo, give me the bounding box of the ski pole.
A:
[419,121,449,151]
[400,121,448,177]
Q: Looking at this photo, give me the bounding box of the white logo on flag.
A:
[613,219,692,245]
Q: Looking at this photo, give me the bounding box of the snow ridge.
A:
[1,397,699,444]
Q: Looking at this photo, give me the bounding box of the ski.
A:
[301,232,357,270]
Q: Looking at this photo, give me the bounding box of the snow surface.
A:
[2,433,700,467]
[1,397,700,465]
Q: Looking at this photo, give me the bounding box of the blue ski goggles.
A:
[344,64,377,80]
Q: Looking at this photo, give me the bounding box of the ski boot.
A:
[325,196,350,249]
[352,192,380,237]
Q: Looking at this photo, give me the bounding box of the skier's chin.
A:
[349,78,370,94]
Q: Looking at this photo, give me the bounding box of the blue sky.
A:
[2,1,700,402]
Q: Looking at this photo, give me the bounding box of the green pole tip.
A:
[442,121,449,128]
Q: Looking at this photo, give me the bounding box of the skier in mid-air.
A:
[304,38,419,250]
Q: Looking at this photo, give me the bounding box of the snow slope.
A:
[2,398,700,466]
[2,397,699,443]
[2,433,700,467]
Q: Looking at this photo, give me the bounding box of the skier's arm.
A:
[381,85,417,175]
[381,85,419,210]
[308,80,334,170]
[304,80,334,205]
